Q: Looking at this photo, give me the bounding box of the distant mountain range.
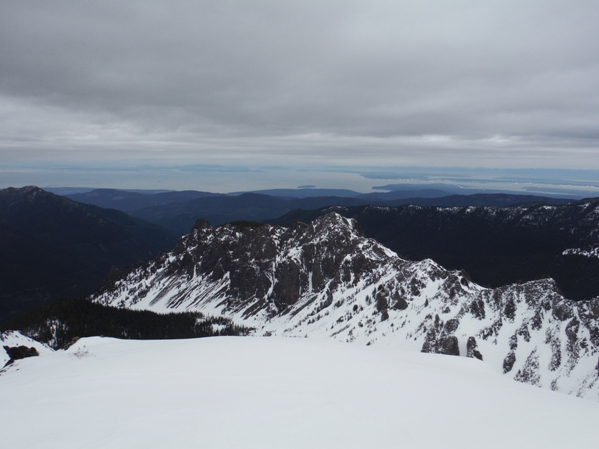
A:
[1,185,593,324]
[131,193,371,235]
[65,188,573,235]
[0,187,179,324]
[66,189,221,214]
[228,188,363,198]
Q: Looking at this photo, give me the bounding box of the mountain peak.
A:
[192,218,211,230]
[17,185,43,194]
[1,185,47,200]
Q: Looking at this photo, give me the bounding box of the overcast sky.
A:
[1,1,598,190]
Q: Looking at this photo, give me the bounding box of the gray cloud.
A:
[1,1,599,176]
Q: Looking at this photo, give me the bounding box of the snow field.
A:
[1,336,599,449]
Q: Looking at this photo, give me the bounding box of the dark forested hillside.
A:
[269,199,599,300]
[131,193,369,234]
[0,186,179,324]
[2,298,252,349]
[130,192,571,234]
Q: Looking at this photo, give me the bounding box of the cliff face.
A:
[92,212,599,400]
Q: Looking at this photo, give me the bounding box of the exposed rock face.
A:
[91,212,599,401]
[95,213,399,319]
[421,315,461,356]
[466,337,483,361]
[2,345,39,367]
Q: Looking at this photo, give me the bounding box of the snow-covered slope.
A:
[91,213,599,400]
[1,336,599,449]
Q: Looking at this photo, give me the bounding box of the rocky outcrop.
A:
[466,337,483,361]
[2,345,39,367]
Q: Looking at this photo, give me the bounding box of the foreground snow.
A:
[1,336,599,448]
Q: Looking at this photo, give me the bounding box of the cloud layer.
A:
[1,1,598,172]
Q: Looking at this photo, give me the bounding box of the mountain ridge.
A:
[66,188,221,213]
[0,186,179,323]
[269,199,599,300]
[127,191,572,234]
[90,212,599,400]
